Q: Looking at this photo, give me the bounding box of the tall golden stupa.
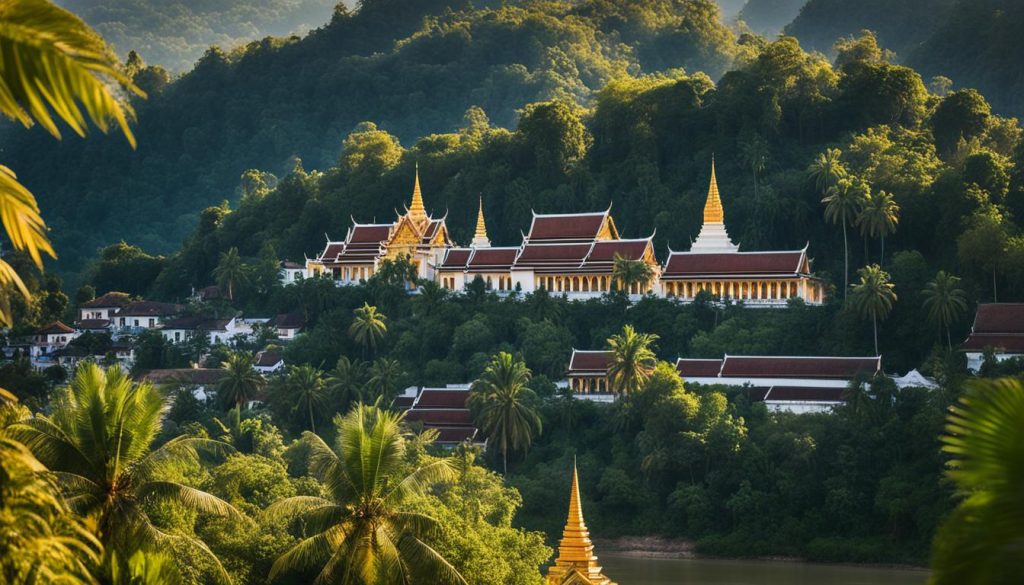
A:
[545,461,617,585]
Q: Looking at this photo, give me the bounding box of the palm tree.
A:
[265,405,466,585]
[923,271,969,349]
[348,303,387,357]
[857,190,899,264]
[807,148,847,195]
[930,378,1024,584]
[8,364,241,581]
[0,436,100,584]
[611,253,654,295]
[0,0,142,327]
[217,351,266,411]
[469,352,542,475]
[327,355,368,411]
[850,264,897,355]
[606,324,659,395]
[822,177,867,298]
[740,133,769,198]
[212,247,248,300]
[366,358,403,404]
[285,364,328,434]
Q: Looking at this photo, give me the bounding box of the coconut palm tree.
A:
[857,190,899,264]
[469,352,542,475]
[348,303,387,357]
[930,378,1024,584]
[611,253,654,295]
[850,264,897,355]
[0,0,142,327]
[740,133,769,198]
[212,247,248,301]
[366,358,404,405]
[0,436,100,584]
[327,355,367,411]
[923,271,969,349]
[606,325,659,395]
[822,177,868,298]
[8,364,241,581]
[264,404,466,585]
[217,351,266,411]
[285,364,328,433]
[807,148,847,196]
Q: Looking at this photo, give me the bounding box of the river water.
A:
[599,554,929,585]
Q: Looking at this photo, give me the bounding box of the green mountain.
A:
[55,0,339,72]
[908,0,1024,121]
[5,0,740,279]
[737,0,806,37]
[784,0,956,58]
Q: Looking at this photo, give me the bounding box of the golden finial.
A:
[702,156,724,224]
[409,162,427,220]
[474,197,488,239]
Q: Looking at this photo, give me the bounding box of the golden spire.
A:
[474,197,488,240]
[703,156,724,224]
[409,162,427,221]
[545,461,615,585]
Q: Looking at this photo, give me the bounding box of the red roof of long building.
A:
[662,251,807,278]
[962,334,1024,353]
[433,427,479,444]
[404,409,474,426]
[440,248,472,269]
[467,248,518,270]
[971,303,1024,334]
[719,355,880,379]
[587,239,651,262]
[516,243,593,264]
[676,359,723,377]
[348,224,392,244]
[568,350,610,375]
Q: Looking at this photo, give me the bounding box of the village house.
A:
[29,321,80,370]
[112,300,184,333]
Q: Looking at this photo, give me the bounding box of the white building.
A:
[112,301,183,332]
[29,321,81,370]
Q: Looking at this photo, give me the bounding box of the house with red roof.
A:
[676,354,881,414]
[962,303,1024,371]
[401,385,483,447]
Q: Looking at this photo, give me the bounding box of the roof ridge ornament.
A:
[703,155,724,224]
[409,162,427,220]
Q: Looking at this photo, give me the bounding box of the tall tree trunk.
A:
[502,447,508,476]
[946,326,952,351]
[309,401,316,434]
[873,316,879,356]
[842,222,849,299]
[880,236,885,266]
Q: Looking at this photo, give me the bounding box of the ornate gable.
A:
[596,215,619,241]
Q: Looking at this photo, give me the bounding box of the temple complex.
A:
[659,161,825,306]
[567,349,611,395]
[962,303,1024,371]
[294,160,825,306]
[545,462,616,585]
[305,165,454,284]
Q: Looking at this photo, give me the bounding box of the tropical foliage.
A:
[469,352,542,475]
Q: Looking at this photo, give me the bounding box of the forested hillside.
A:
[784,0,955,58]
[54,0,338,71]
[5,0,740,279]
[736,0,805,37]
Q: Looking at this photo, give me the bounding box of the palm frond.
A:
[262,495,336,524]
[269,523,349,581]
[137,480,245,522]
[396,533,468,585]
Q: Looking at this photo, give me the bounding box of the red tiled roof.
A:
[962,334,1024,353]
[764,386,846,402]
[528,213,607,242]
[404,409,473,426]
[720,356,880,379]
[587,239,650,262]
[663,251,804,277]
[269,313,305,329]
[468,248,518,269]
[972,304,1024,334]
[321,243,344,261]
[349,225,391,244]
[676,359,723,377]
[80,292,131,308]
[440,248,472,269]
[516,243,592,264]
[568,350,610,374]
[255,351,283,367]
[281,260,304,269]
[433,427,479,444]
[393,396,416,410]
[37,321,75,335]
[416,389,470,409]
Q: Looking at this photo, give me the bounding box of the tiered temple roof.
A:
[962,303,1024,353]
[568,350,611,378]
[403,387,480,445]
[545,462,616,585]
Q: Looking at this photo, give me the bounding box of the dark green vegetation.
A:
[736,0,805,37]
[55,0,338,71]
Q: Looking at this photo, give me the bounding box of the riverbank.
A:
[594,536,929,572]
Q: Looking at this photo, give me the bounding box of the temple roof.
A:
[516,243,594,266]
[719,355,881,379]
[472,196,491,248]
[415,388,471,409]
[970,303,1024,334]
[662,250,808,278]
[585,238,652,263]
[404,408,474,426]
[546,462,615,585]
[568,350,610,375]
[467,247,518,271]
[527,210,616,243]
[675,358,723,377]
[440,248,473,269]
[962,334,1024,353]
